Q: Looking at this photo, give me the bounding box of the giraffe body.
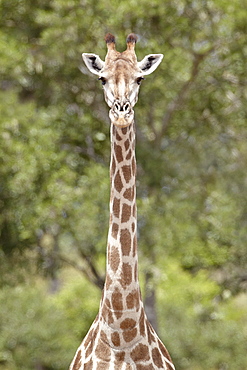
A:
[69,34,175,370]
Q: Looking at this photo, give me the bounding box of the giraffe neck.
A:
[100,122,142,330]
[69,125,176,370]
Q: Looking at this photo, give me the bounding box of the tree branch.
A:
[58,254,105,290]
[79,249,105,290]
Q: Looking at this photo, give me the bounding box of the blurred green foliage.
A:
[0,0,247,369]
[0,271,100,370]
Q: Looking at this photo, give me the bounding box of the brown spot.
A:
[134,261,138,281]
[111,288,123,312]
[149,322,155,333]
[111,157,116,177]
[120,263,132,288]
[85,339,93,358]
[122,127,127,135]
[113,197,120,218]
[133,204,136,218]
[101,304,107,322]
[126,289,140,310]
[72,349,81,370]
[132,236,137,257]
[100,329,109,344]
[124,139,130,151]
[112,124,116,135]
[132,156,136,174]
[122,165,131,183]
[110,246,120,272]
[108,310,114,325]
[132,222,135,232]
[139,309,145,336]
[102,299,114,325]
[115,129,122,141]
[111,223,119,239]
[121,203,131,223]
[84,359,93,370]
[158,339,173,363]
[130,343,150,362]
[136,365,154,370]
[96,362,110,370]
[99,331,111,352]
[95,338,111,361]
[115,351,125,362]
[120,318,136,330]
[114,143,123,163]
[114,171,123,193]
[152,347,163,368]
[122,327,137,343]
[126,150,132,160]
[123,187,134,201]
[147,323,156,345]
[120,229,131,256]
[115,311,123,320]
[147,326,152,345]
[83,319,98,348]
[111,331,120,347]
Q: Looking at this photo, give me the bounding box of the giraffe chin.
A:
[109,111,134,128]
[112,120,131,128]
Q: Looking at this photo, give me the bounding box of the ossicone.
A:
[105,33,116,44]
[126,33,138,51]
[126,33,138,44]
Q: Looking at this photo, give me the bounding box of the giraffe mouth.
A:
[109,100,134,127]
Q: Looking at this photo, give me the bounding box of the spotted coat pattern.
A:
[69,124,175,370]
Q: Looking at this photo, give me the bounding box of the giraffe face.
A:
[82,34,163,128]
[99,58,144,128]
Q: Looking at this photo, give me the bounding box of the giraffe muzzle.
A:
[109,100,134,128]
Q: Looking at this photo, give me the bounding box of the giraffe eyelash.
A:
[98,76,107,86]
[136,77,145,85]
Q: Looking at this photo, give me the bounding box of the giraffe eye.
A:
[98,77,107,86]
[136,77,144,85]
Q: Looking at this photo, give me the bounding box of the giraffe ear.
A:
[82,53,105,75]
[138,54,163,75]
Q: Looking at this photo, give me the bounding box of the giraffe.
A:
[69,33,175,370]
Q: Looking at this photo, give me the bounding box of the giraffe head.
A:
[82,33,163,128]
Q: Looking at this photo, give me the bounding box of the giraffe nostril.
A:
[114,101,131,113]
[114,102,121,112]
[124,103,130,112]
